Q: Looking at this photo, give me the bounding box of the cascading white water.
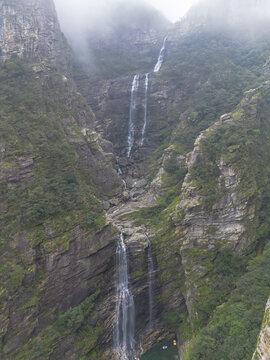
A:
[140,73,149,146]
[118,167,123,175]
[127,74,140,157]
[122,180,127,191]
[154,37,167,73]
[147,241,155,331]
[126,37,168,156]
[114,233,136,360]
[117,167,127,190]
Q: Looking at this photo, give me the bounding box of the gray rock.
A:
[0,0,71,71]
[110,198,120,206]
[220,113,232,121]
[103,200,110,210]
[252,298,270,360]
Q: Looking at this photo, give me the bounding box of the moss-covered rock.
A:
[0,57,122,359]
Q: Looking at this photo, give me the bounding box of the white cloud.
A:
[53,0,198,66]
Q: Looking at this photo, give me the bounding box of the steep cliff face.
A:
[177,103,258,328]
[253,298,270,360]
[0,1,125,359]
[0,0,70,69]
[0,56,124,359]
[177,83,270,359]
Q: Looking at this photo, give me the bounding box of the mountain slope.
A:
[1,0,270,359]
[0,1,123,359]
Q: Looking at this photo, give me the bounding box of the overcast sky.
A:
[54,0,198,23]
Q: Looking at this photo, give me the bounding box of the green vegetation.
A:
[130,37,270,359]
[15,292,102,360]
[152,33,270,158]
[0,58,115,359]
[190,154,222,210]
[0,58,106,248]
[184,242,270,360]
[171,84,270,358]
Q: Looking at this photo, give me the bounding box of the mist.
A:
[53,0,270,71]
[188,0,270,32]
[54,0,168,69]
[54,0,124,64]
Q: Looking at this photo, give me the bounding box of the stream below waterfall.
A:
[141,341,179,360]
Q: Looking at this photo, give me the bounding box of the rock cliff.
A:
[178,82,270,359]
[0,1,124,358]
[0,0,70,70]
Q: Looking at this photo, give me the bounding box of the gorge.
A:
[0,0,270,359]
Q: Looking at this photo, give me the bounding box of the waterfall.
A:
[127,74,140,158]
[147,241,155,330]
[154,37,167,73]
[0,17,3,40]
[117,167,127,190]
[140,73,149,146]
[114,233,136,360]
[126,36,168,156]
[118,167,123,175]
[122,179,127,191]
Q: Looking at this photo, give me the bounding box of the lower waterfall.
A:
[114,233,136,360]
[147,241,155,331]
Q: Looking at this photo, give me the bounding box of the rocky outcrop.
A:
[2,225,118,358]
[253,298,270,360]
[176,88,261,328]
[0,0,70,69]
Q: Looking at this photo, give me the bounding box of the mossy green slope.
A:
[138,82,270,359]
[178,84,270,359]
[0,58,120,359]
[151,32,270,158]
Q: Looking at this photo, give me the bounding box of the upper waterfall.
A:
[154,37,167,73]
[125,35,168,157]
[141,73,149,146]
[127,74,140,158]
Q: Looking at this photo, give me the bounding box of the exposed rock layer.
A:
[0,0,70,70]
[253,298,270,360]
